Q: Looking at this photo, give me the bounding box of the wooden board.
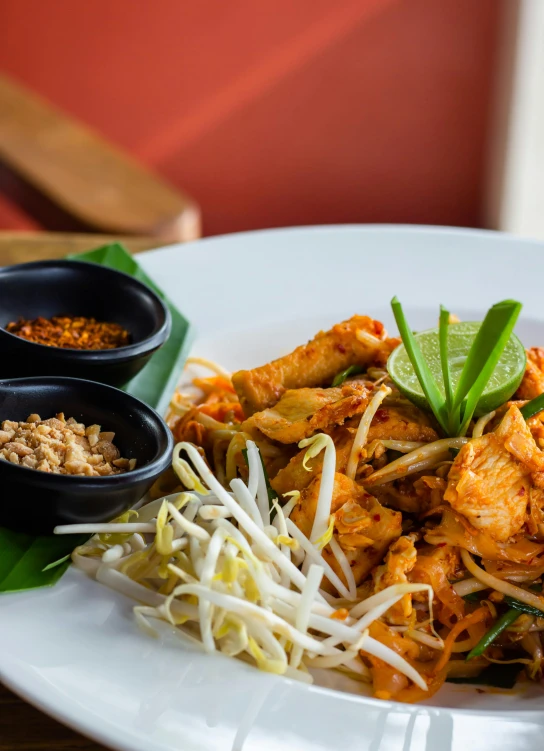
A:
[0,232,169,266]
[0,74,200,242]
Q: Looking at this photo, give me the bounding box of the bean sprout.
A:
[472,411,496,438]
[461,550,544,612]
[56,437,429,692]
[346,385,391,479]
[364,437,468,487]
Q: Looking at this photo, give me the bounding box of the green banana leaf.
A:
[0,528,89,593]
[0,242,192,593]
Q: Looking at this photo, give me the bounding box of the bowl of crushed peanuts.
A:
[0,376,173,533]
[0,259,171,386]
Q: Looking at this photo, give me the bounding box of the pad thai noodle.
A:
[57,304,544,703]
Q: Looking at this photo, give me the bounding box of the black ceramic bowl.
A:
[0,260,171,387]
[0,377,174,533]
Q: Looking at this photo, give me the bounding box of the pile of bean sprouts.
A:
[55,437,435,690]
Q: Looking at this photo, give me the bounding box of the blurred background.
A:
[0,0,542,256]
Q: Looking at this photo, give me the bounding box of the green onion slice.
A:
[332,365,364,387]
[466,608,520,661]
[503,596,544,618]
[454,300,522,435]
[520,393,544,421]
[390,297,448,433]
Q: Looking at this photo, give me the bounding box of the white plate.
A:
[1,226,544,751]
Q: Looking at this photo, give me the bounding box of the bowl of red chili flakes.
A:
[0,260,171,386]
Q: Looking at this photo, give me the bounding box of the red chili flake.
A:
[337,344,346,353]
[374,409,389,424]
[373,514,381,521]
[437,542,447,547]
[518,487,526,496]
[6,315,130,350]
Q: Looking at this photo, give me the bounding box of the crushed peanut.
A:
[0,413,137,476]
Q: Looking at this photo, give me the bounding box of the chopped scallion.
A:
[520,393,544,421]
[503,596,544,618]
[390,297,449,434]
[454,300,522,435]
[390,298,522,436]
[439,305,454,418]
[466,608,520,660]
[332,365,364,387]
[462,592,481,603]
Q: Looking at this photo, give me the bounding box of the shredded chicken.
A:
[271,427,353,497]
[245,382,370,444]
[354,403,439,444]
[445,405,544,541]
[271,401,438,499]
[291,472,402,586]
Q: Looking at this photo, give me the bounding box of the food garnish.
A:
[332,365,364,387]
[467,608,521,660]
[464,591,544,660]
[0,413,135,476]
[388,299,526,436]
[6,315,130,350]
[503,596,544,618]
[520,392,544,421]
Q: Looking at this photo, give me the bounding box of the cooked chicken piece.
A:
[292,472,366,538]
[232,315,399,415]
[271,427,353,497]
[424,506,544,563]
[445,405,544,541]
[372,474,446,514]
[270,400,438,497]
[426,543,463,582]
[246,382,370,445]
[350,403,439,444]
[373,535,417,624]
[413,475,447,511]
[409,544,465,622]
[516,348,544,400]
[527,412,544,452]
[291,472,402,588]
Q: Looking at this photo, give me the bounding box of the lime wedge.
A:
[387,321,526,416]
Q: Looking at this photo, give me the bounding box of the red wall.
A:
[0,0,500,236]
